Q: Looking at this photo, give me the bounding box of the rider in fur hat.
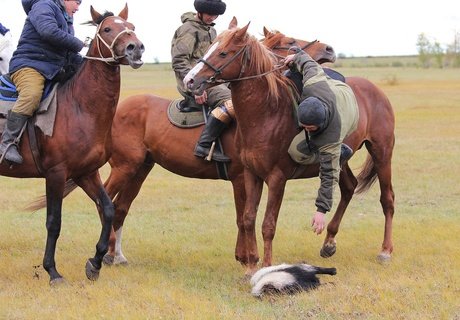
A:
[171,0,233,163]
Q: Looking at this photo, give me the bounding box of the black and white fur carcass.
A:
[250,263,337,297]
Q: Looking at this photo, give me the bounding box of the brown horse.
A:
[184,22,395,274]
[100,27,335,268]
[260,28,395,262]
[1,5,144,285]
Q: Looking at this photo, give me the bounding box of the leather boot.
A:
[194,114,231,163]
[339,143,353,166]
[0,111,29,164]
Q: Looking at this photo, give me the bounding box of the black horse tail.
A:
[25,179,79,212]
[355,154,378,195]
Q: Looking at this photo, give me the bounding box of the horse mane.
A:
[260,30,285,50]
[81,11,115,26]
[217,28,293,104]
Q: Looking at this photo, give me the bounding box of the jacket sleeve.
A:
[28,2,84,53]
[171,28,197,80]
[292,52,330,102]
[315,142,341,213]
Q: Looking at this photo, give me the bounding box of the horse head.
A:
[261,27,336,64]
[87,4,144,69]
[184,22,270,96]
[0,31,15,75]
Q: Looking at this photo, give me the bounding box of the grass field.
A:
[0,61,459,319]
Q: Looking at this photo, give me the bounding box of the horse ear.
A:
[90,5,102,23]
[228,16,238,29]
[263,26,271,37]
[235,22,250,39]
[118,3,129,20]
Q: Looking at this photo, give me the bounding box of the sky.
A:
[1,0,459,63]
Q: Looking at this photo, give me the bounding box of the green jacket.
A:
[171,12,217,95]
[288,51,359,213]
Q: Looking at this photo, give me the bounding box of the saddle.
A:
[0,74,59,136]
[167,98,206,128]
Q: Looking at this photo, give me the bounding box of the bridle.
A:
[271,39,318,60]
[199,44,285,84]
[83,16,136,64]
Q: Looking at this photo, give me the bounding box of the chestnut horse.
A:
[184,22,395,274]
[261,28,395,260]
[2,5,144,285]
[99,27,334,267]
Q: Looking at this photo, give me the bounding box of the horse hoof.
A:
[320,243,337,258]
[85,260,100,281]
[113,255,129,266]
[49,277,67,287]
[102,254,114,266]
[377,252,391,264]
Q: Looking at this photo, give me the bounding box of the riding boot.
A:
[339,143,353,166]
[0,111,29,164]
[194,114,231,163]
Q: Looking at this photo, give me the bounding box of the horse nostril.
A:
[326,45,334,53]
[126,44,135,52]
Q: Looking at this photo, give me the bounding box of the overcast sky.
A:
[1,0,459,62]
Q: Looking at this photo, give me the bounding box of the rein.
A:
[83,16,135,64]
[202,45,285,84]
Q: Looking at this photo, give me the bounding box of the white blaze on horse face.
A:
[113,18,125,24]
[183,41,220,87]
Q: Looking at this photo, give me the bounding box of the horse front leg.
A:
[43,174,66,285]
[261,171,287,267]
[76,171,114,281]
[231,175,248,265]
[321,164,357,258]
[242,169,263,276]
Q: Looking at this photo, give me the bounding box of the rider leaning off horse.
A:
[0,0,86,164]
[171,0,233,163]
[283,50,359,236]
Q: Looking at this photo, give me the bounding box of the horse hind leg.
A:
[360,140,395,262]
[104,154,155,266]
[321,164,357,258]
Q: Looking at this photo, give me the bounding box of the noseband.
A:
[84,16,136,64]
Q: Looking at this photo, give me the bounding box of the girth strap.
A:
[27,119,45,176]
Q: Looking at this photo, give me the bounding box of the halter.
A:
[83,16,135,64]
[201,45,284,84]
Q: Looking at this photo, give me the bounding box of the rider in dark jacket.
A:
[0,0,84,165]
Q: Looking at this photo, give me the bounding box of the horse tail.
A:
[25,179,79,211]
[355,154,378,195]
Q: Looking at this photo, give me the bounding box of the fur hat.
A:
[298,97,327,127]
[194,0,226,15]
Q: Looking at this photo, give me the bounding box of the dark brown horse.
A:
[184,22,395,274]
[1,5,144,285]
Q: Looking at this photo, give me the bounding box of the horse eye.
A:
[0,57,3,61]
[104,27,111,33]
[219,52,227,57]
[288,40,296,45]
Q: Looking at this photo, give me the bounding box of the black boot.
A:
[339,143,353,166]
[194,115,231,163]
[0,111,29,164]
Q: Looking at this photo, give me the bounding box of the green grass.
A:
[1,61,459,319]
